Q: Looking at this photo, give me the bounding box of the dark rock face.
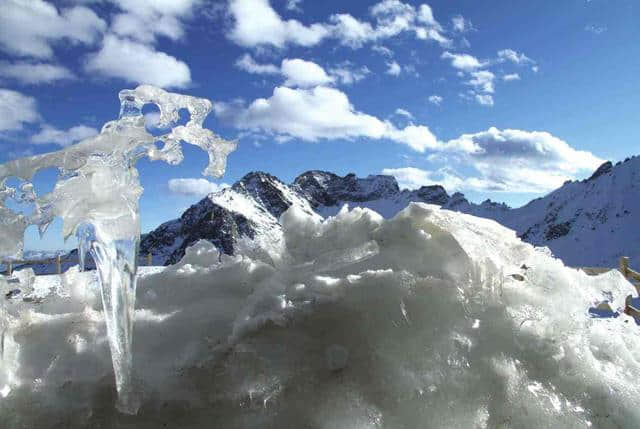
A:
[232,172,292,218]
[140,171,301,265]
[586,161,612,181]
[545,222,572,240]
[294,171,400,207]
[414,185,449,205]
[140,197,255,265]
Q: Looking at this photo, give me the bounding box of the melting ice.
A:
[0,86,236,414]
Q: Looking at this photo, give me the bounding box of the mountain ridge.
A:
[139,155,639,269]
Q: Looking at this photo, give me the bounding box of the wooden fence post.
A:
[620,256,629,278]
[147,252,152,266]
[56,255,62,274]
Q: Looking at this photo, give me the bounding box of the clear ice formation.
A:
[0,85,236,414]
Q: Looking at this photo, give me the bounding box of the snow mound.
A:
[1,203,639,428]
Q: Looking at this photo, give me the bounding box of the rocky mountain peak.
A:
[232,171,293,218]
[586,161,613,182]
[293,170,400,207]
[414,185,449,206]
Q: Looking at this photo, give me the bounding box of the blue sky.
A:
[0,0,638,251]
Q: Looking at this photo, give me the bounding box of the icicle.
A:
[0,85,236,413]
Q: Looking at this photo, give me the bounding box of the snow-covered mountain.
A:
[497,157,640,267]
[139,155,639,269]
[140,172,318,265]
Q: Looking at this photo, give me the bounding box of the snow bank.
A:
[1,203,639,428]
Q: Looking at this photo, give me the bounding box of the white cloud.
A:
[384,127,603,194]
[497,49,533,65]
[442,127,601,192]
[328,13,376,48]
[227,0,449,49]
[428,95,443,106]
[31,124,98,147]
[0,61,75,84]
[451,15,472,33]
[228,0,330,48]
[212,85,439,152]
[0,0,106,58]
[371,45,394,57]
[394,108,414,119]
[467,70,495,93]
[503,73,520,81]
[382,166,484,192]
[281,58,334,87]
[441,51,485,71]
[85,35,191,88]
[474,94,494,106]
[168,178,230,197]
[236,56,368,87]
[109,0,200,43]
[234,53,280,74]
[386,61,402,76]
[0,88,40,131]
[328,63,371,85]
[585,24,607,35]
[286,0,303,12]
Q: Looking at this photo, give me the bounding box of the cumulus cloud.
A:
[212,85,439,152]
[382,166,489,191]
[0,61,75,84]
[109,0,200,44]
[446,127,601,192]
[328,63,371,85]
[235,55,368,87]
[227,0,449,49]
[441,51,485,71]
[85,35,191,88]
[285,0,303,12]
[474,94,494,106]
[451,15,472,33]
[0,0,106,58]
[234,53,280,74]
[168,178,230,197]
[281,58,334,87]
[394,108,414,119]
[428,95,443,106]
[372,45,394,57]
[386,61,402,76]
[497,49,533,65]
[467,70,495,93]
[227,0,329,48]
[385,127,603,193]
[31,125,98,147]
[0,88,40,132]
[503,73,520,81]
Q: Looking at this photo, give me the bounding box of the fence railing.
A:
[1,252,153,276]
[581,256,640,321]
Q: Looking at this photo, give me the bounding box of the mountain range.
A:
[139,155,640,269]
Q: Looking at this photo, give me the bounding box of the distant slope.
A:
[498,158,640,267]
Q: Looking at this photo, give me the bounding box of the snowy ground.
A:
[1,204,639,428]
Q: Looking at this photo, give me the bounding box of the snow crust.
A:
[2,203,639,427]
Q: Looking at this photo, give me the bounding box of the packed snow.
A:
[1,203,639,427]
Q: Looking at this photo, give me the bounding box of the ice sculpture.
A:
[0,86,236,414]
